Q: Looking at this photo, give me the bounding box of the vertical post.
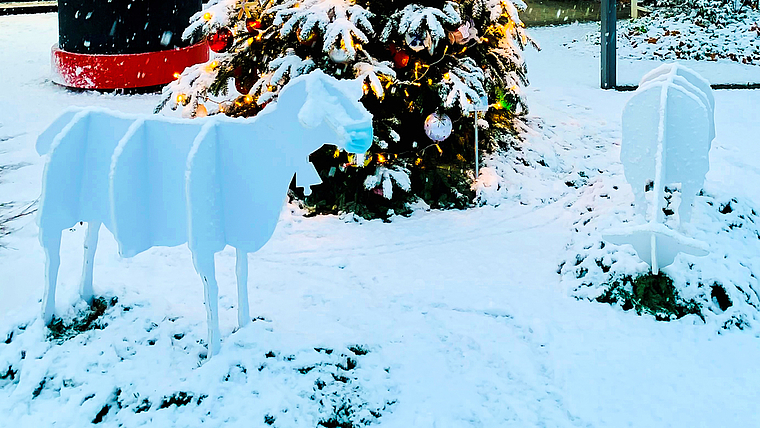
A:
[601,0,617,89]
[474,111,479,178]
[631,0,638,19]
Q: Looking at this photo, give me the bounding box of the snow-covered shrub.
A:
[0,299,397,426]
[596,273,702,321]
[560,187,760,330]
[477,104,760,330]
[47,296,118,342]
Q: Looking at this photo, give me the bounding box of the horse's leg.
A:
[235,249,250,328]
[79,221,100,304]
[41,231,62,324]
[634,188,648,219]
[192,251,221,356]
[679,185,697,225]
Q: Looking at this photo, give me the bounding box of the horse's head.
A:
[277,70,373,155]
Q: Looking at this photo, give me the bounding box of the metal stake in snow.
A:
[474,111,479,177]
[470,95,489,178]
[604,64,715,273]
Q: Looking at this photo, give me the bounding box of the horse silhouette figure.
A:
[605,64,712,273]
[36,71,373,355]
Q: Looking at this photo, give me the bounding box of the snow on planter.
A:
[36,71,373,356]
[603,64,715,274]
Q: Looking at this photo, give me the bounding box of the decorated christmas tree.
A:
[158,0,537,219]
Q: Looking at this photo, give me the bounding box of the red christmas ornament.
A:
[208,27,233,53]
[246,18,262,32]
[235,75,256,95]
[393,50,410,69]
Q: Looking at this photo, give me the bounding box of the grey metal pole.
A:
[601,0,617,89]
[474,112,479,178]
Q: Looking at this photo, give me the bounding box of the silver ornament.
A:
[328,47,350,64]
[424,112,453,142]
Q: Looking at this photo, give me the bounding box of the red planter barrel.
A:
[53,0,209,89]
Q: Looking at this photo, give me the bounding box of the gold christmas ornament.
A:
[237,1,257,19]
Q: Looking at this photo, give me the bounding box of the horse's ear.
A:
[334,77,363,101]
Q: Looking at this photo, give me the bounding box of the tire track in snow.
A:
[256,202,571,266]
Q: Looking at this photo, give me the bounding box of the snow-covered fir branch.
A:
[247,49,316,105]
[270,49,316,86]
[364,165,412,200]
[354,58,396,98]
[161,61,222,117]
[381,3,462,54]
[441,58,486,112]
[269,0,374,60]
[183,0,238,40]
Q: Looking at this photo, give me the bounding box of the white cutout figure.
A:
[36,71,373,356]
[604,64,713,274]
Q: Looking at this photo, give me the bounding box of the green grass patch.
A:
[47,296,118,341]
[597,273,702,321]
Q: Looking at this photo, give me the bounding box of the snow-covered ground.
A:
[570,16,760,84]
[2,13,760,428]
[616,9,760,65]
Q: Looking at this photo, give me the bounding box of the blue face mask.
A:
[343,119,373,155]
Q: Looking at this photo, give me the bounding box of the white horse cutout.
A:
[604,64,712,274]
[36,71,373,355]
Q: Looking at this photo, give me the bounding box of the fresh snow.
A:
[2,12,760,428]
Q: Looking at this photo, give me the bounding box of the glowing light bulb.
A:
[203,12,212,21]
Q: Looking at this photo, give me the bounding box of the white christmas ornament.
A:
[35,71,373,357]
[603,64,713,274]
[424,112,452,141]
